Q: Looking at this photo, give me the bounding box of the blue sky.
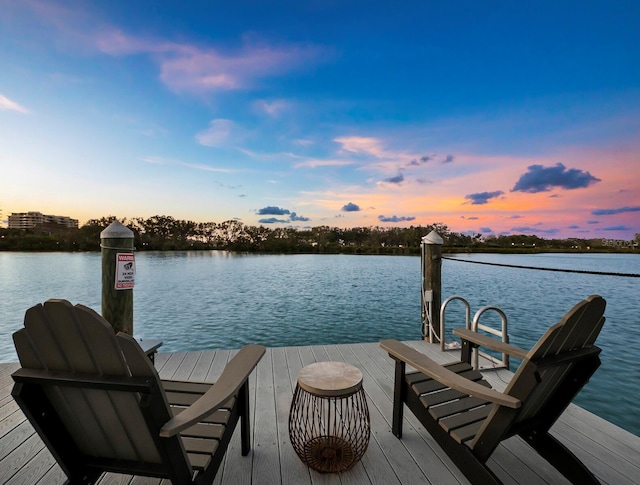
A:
[1,0,639,239]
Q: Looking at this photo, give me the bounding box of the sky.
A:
[1,1,639,240]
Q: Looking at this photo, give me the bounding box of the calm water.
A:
[1,251,639,436]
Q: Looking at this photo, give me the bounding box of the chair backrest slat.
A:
[510,296,605,418]
[13,328,44,370]
[14,300,169,465]
[21,303,71,371]
[528,296,605,359]
[472,295,605,454]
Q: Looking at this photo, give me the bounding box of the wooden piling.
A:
[421,231,443,343]
[100,220,134,334]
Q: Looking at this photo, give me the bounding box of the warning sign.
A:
[115,253,135,290]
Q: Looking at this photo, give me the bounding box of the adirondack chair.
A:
[11,299,265,485]
[380,294,606,485]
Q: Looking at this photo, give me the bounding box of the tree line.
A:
[0,215,637,253]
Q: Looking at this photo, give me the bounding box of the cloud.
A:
[511,226,560,235]
[587,220,600,224]
[293,139,313,147]
[512,163,601,193]
[378,215,416,223]
[509,215,523,219]
[334,136,386,157]
[464,191,504,205]
[195,119,238,147]
[591,206,640,216]
[257,206,290,215]
[568,225,580,229]
[603,225,632,231]
[294,159,354,168]
[341,202,361,212]
[255,99,290,118]
[511,226,534,232]
[442,154,455,164]
[383,173,404,185]
[95,29,327,95]
[480,227,493,233]
[408,155,432,166]
[141,156,235,173]
[290,212,309,222]
[24,4,327,97]
[467,216,479,220]
[0,94,29,113]
[258,217,287,224]
[257,206,309,222]
[180,162,236,173]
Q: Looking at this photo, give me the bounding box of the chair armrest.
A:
[453,328,528,359]
[159,344,265,437]
[380,339,520,409]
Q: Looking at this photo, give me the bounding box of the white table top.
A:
[297,361,363,397]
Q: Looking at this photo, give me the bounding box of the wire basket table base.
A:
[289,362,370,473]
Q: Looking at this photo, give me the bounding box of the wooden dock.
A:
[1,340,639,484]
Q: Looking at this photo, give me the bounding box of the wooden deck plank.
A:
[363,342,472,484]
[1,340,640,484]
[317,344,392,485]
[331,344,418,485]
[271,347,312,485]
[0,422,35,466]
[188,350,217,382]
[251,348,282,484]
[5,447,56,485]
[347,342,467,485]
[0,432,49,483]
[321,344,383,485]
[154,351,188,379]
[205,349,232,383]
[168,350,201,382]
[35,463,67,484]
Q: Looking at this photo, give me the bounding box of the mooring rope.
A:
[441,256,640,278]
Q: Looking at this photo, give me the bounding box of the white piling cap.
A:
[100,220,134,239]
[421,230,443,245]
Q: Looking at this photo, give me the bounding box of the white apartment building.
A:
[8,211,79,229]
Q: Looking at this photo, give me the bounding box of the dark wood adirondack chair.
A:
[380,294,606,485]
[11,299,265,485]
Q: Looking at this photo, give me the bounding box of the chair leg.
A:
[523,431,600,484]
[392,359,406,438]
[239,380,251,456]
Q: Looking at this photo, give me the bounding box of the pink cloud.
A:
[94,29,166,56]
[0,94,29,113]
[156,42,324,94]
[255,99,291,118]
[17,2,327,95]
[93,28,326,94]
[294,159,355,169]
[195,119,237,147]
[334,136,387,157]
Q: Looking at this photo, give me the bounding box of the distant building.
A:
[8,211,79,229]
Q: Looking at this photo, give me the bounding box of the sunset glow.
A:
[1,1,638,239]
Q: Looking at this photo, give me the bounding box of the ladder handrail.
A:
[439,296,471,351]
[439,297,510,370]
[471,306,509,370]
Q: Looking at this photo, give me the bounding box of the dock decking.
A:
[1,340,639,484]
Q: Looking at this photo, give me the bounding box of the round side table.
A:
[289,361,370,473]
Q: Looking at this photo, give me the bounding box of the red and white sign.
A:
[115,253,135,290]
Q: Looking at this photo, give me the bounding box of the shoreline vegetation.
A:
[1,215,638,254]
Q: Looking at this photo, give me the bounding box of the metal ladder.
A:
[439,296,510,370]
